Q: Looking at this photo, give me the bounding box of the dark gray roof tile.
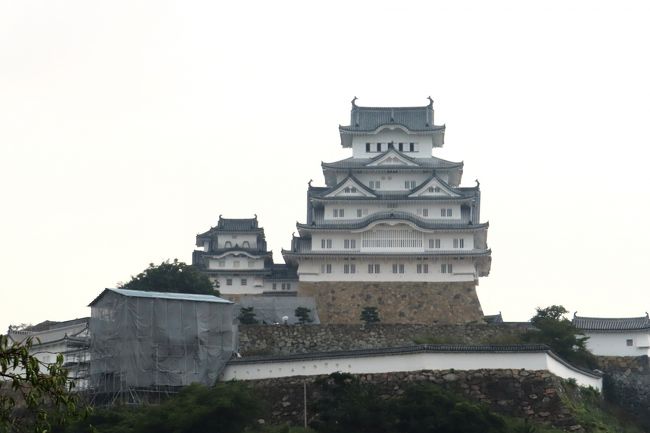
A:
[340,101,443,133]
[573,315,650,331]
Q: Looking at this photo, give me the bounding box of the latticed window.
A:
[362,228,423,249]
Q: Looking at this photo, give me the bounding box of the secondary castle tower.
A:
[282,98,491,324]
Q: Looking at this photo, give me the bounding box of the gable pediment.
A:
[324,177,377,198]
[408,177,461,198]
[366,150,419,167]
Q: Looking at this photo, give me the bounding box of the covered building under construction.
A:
[88,288,235,404]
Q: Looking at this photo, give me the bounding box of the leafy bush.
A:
[360,307,380,324]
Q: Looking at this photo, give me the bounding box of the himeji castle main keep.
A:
[283,97,491,324]
[195,98,492,324]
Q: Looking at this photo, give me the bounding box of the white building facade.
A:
[193,216,298,297]
[282,98,491,324]
[573,315,650,357]
[7,318,90,390]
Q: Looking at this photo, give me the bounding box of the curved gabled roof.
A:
[573,315,650,331]
[322,152,462,171]
[340,99,444,133]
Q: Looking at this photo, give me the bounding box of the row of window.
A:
[224,278,292,291]
[319,238,466,250]
[365,142,418,153]
[218,259,257,268]
[330,207,454,218]
[222,241,251,248]
[339,183,442,194]
[320,263,453,274]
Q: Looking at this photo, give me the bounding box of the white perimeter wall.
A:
[584,331,650,356]
[221,351,602,390]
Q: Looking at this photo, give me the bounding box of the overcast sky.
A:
[1,0,649,331]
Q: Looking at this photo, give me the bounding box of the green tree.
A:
[119,259,218,295]
[0,335,83,433]
[312,373,508,433]
[65,383,262,433]
[294,307,313,324]
[238,307,259,325]
[360,307,380,324]
[524,305,597,369]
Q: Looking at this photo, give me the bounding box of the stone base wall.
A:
[297,281,484,324]
[248,370,583,431]
[596,356,650,428]
[238,323,530,356]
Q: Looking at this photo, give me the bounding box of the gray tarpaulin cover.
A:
[237,296,319,324]
[89,288,234,392]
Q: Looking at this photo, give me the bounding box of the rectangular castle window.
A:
[226,279,232,286]
[422,208,429,217]
[366,142,371,152]
[241,278,247,286]
[441,263,453,274]
[357,209,362,217]
[392,264,405,274]
[368,264,380,274]
[417,264,429,274]
[627,339,634,346]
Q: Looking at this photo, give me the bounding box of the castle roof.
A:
[322,152,462,171]
[572,315,650,331]
[196,216,265,243]
[216,216,260,231]
[89,288,232,306]
[339,98,444,133]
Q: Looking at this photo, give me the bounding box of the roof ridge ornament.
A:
[427,96,434,108]
[351,96,358,107]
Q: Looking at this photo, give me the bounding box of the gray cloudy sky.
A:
[1,0,650,331]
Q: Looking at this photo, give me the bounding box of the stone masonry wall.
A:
[238,323,530,356]
[596,355,650,428]
[248,369,584,431]
[298,281,484,324]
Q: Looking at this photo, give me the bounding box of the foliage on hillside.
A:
[523,305,598,370]
[59,375,648,433]
[0,335,84,433]
[119,259,218,295]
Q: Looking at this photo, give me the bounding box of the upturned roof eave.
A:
[338,124,446,134]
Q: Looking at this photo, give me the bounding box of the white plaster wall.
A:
[544,355,602,389]
[217,234,258,249]
[350,129,442,158]
[212,275,266,294]
[352,172,432,191]
[262,280,297,293]
[583,331,650,357]
[297,257,477,282]
[220,351,601,390]
[322,203,462,221]
[312,230,474,252]
[208,255,265,271]
[334,170,450,185]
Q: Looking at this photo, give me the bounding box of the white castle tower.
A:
[282,98,491,324]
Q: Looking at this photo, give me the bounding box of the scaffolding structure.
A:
[87,288,234,405]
